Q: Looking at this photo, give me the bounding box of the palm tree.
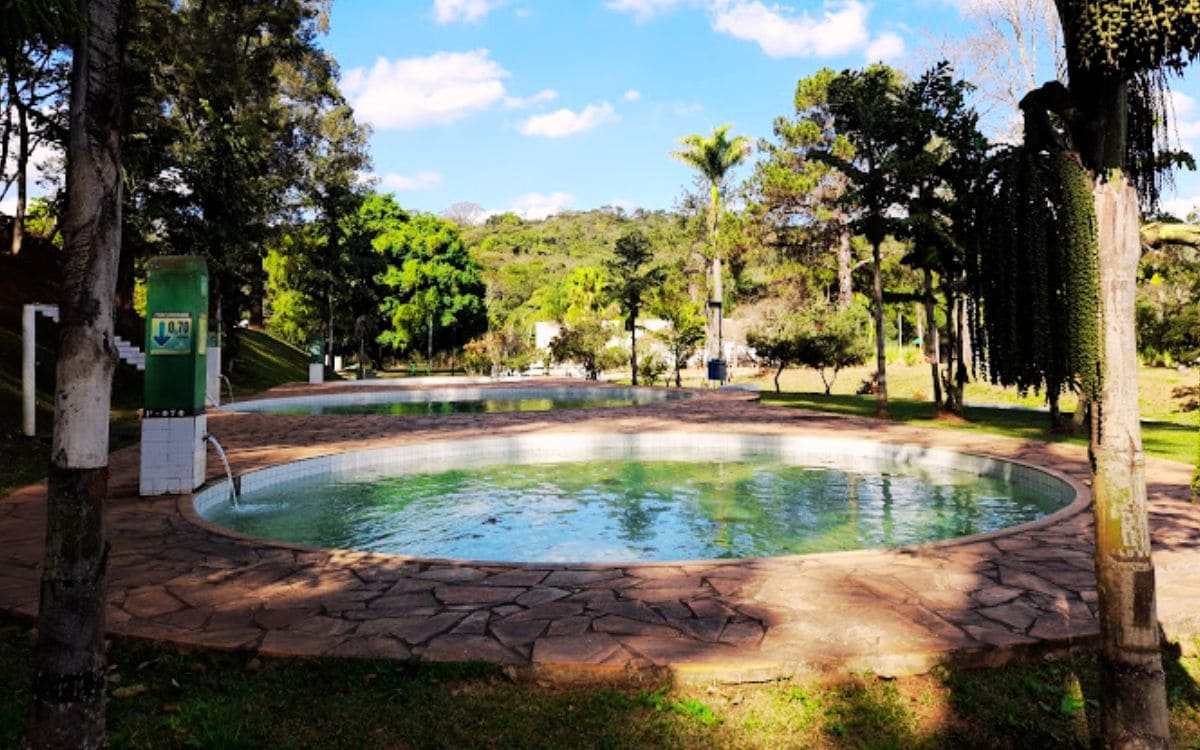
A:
[672,124,751,380]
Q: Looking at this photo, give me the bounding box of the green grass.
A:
[224,328,318,397]
[1,618,1198,748]
[755,391,1198,465]
[729,355,1200,423]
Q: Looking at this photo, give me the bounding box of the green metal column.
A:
[144,256,208,416]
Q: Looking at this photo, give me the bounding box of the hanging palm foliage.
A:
[972,147,1099,425]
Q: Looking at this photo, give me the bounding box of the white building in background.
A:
[533,317,752,377]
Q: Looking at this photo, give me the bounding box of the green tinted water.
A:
[205,459,1069,562]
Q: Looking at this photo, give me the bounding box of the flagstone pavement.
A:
[3,382,1200,682]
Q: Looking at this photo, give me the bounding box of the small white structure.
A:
[309,362,324,384]
[139,414,207,496]
[206,344,222,406]
[22,303,145,436]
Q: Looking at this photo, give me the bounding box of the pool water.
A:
[263,397,656,416]
[202,459,1068,562]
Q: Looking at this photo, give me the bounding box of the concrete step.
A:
[113,335,146,371]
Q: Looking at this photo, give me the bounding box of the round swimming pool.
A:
[193,433,1078,564]
[223,385,688,416]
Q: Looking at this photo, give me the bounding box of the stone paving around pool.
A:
[3,382,1200,682]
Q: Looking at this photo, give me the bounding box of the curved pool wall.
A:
[192,432,1079,562]
[222,385,688,414]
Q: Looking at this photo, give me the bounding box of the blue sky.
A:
[322,0,1200,221]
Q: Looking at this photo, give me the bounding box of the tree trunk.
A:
[871,239,888,419]
[1071,388,1089,434]
[774,363,783,393]
[706,183,722,376]
[629,312,638,386]
[953,296,968,414]
[924,268,941,408]
[426,315,433,364]
[709,255,722,366]
[26,1,123,747]
[10,72,28,255]
[836,225,853,310]
[942,292,964,415]
[1091,177,1170,750]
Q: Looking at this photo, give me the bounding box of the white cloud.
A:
[1173,91,1197,116]
[672,102,704,117]
[509,191,575,220]
[1161,195,1200,220]
[710,0,871,58]
[623,89,642,101]
[503,88,559,109]
[518,101,619,137]
[433,0,504,24]
[864,32,905,62]
[606,0,690,22]
[343,50,508,130]
[378,171,444,191]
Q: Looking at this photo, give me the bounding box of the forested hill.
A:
[462,207,704,330]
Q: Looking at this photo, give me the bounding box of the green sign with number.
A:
[149,313,193,355]
[144,257,208,415]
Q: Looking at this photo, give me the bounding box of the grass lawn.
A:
[1,617,1198,749]
[685,359,1198,466]
[753,391,1198,465]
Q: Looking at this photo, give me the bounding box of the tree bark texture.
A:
[836,226,853,311]
[871,239,888,419]
[629,313,638,386]
[1092,177,1170,750]
[26,0,123,747]
[923,268,942,408]
[9,71,27,255]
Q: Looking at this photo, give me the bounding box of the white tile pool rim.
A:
[189,431,1087,566]
[221,385,689,413]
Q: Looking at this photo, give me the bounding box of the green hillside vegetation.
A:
[463,208,701,331]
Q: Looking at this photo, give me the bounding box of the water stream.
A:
[204,433,239,506]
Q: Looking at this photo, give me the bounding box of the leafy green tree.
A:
[894,63,988,416]
[748,305,871,393]
[605,230,664,385]
[817,65,907,418]
[376,213,487,359]
[637,350,667,386]
[1135,225,1200,366]
[751,69,857,309]
[462,327,534,375]
[563,265,610,323]
[672,124,751,373]
[120,0,364,363]
[0,0,74,255]
[547,317,623,380]
[648,273,705,387]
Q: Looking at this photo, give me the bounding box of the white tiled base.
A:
[308,363,324,385]
[140,415,206,496]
